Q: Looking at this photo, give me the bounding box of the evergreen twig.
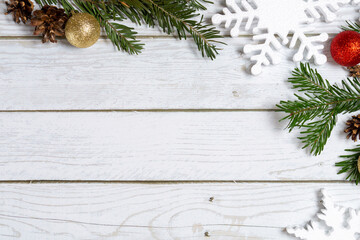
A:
[336,146,360,184]
[76,1,144,54]
[277,63,360,155]
[33,0,223,58]
[341,20,360,33]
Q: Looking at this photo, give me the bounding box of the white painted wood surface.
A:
[1,1,360,239]
[0,183,359,240]
[0,38,352,110]
[0,111,356,181]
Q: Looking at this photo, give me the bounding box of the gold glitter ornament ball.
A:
[65,12,100,48]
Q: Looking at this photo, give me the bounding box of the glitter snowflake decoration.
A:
[212,0,353,75]
[287,189,360,240]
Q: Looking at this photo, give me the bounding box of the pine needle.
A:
[337,146,360,185]
[34,0,224,58]
[277,62,360,156]
[341,21,360,33]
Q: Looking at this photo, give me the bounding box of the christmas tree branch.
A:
[143,0,222,59]
[299,110,336,155]
[76,1,144,54]
[336,146,360,185]
[341,20,360,33]
[277,63,360,155]
[34,0,223,58]
[185,0,212,10]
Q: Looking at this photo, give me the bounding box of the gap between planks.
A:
[0,109,276,112]
[0,212,283,229]
[0,180,351,184]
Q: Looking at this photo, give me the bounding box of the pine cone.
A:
[31,5,68,43]
[345,115,360,141]
[5,0,34,24]
[348,65,360,78]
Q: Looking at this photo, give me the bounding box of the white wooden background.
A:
[1,1,360,239]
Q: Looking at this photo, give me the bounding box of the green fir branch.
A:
[141,0,223,59]
[103,22,144,54]
[277,63,360,155]
[299,111,337,156]
[336,146,360,184]
[184,0,212,10]
[34,0,223,58]
[341,20,360,33]
[75,1,144,54]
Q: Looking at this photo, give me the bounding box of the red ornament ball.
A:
[330,31,360,67]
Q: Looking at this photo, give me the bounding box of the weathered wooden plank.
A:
[0,0,358,36]
[0,111,354,181]
[0,37,350,110]
[0,183,358,240]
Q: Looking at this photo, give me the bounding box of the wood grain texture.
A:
[0,37,352,110]
[0,0,359,36]
[0,111,355,181]
[0,183,359,240]
[1,2,359,239]
[0,2,357,111]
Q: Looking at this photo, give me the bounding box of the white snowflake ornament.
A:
[212,0,351,75]
[287,189,360,240]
